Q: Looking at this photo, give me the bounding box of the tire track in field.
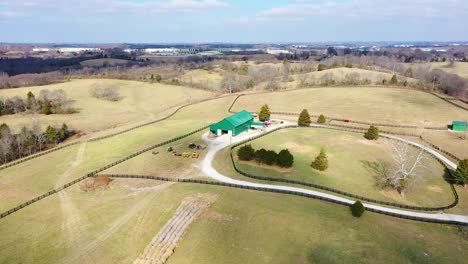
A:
[56,142,87,246]
[65,182,173,264]
[133,195,216,264]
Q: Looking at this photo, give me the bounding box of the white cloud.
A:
[0,0,232,17]
[237,0,468,23]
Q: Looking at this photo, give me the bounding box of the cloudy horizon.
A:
[1,0,468,43]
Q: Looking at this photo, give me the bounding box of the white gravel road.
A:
[200,121,468,225]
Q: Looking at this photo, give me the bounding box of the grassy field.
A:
[179,69,223,91]
[0,79,214,133]
[421,130,468,160]
[0,95,235,212]
[1,78,468,263]
[431,62,468,79]
[232,87,467,126]
[1,182,467,264]
[225,128,453,207]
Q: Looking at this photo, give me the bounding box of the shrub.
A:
[390,74,398,85]
[317,64,326,71]
[364,125,379,140]
[264,150,278,165]
[277,149,294,168]
[254,148,267,163]
[237,144,255,161]
[317,114,326,124]
[155,74,162,82]
[453,159,468,186]
[89,85,122,101]
[350,201,365,217]
[311,148,328,171]
[298,109,311,126]
[259,104,271,121]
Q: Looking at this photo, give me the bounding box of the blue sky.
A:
[1,0,467,43]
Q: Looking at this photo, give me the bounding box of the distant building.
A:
[266,49,290,55]
[32,47,101,53]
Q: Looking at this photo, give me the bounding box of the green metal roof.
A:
[223,110,254,127]
[453,121,468,126]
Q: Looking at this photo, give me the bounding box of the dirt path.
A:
[66,182,174,263]
[133,195,216,264]
[56,142,87,246]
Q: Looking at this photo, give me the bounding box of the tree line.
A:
[237,144,294,168]
[0,122,73,165]
[0,89,75,116]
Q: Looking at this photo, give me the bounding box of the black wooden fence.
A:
[0,125,209,220]
[102,174,468,227]
[229,124,460,212]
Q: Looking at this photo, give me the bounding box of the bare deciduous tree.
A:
[383,140,428,196]
[89,84,122,101]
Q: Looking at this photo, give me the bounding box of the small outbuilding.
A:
[210,110,254,136]
[452,121,468,131]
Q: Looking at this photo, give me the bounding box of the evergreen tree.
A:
[364,125,379,140]
[298,109,311,126]
[46,126,59,144]
[277,149,294,168]
[42,100,52,115]
[254,148,267,164]
[350,201,365,217]
[237,144,255,161]
[317,114,326,124]
[311,148,328,171]
[453,159,468,187]
[390,74,398,84]
[58,123,69,142]
[264,150,278,165]
[259,104,271,122]
[26,91,37,110]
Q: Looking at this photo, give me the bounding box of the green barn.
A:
[452,121,468,131]
[210,110,254,136]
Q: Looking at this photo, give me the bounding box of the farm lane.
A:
[201,122,468,225]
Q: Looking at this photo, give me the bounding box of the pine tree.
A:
[311,148,328,171]
[26,91,36,110]
[390,74,398,84]
[453,159,468,187]
[254,149,267,164]
[350,201,365,217]
[237,144,255,161]
[298,109,311,126]
[364,125,379,140]
[259,104,271,122]
[264,150,278,165]
[277,149,294,168]
[45,126,59,144]
[42,100,52,115]
[317,114,326,124]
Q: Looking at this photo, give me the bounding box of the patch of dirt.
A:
[80,175,112,192]
[427,185,444,193]
[133,193,217,264]
[280,142,315,153]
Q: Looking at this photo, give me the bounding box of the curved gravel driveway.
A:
[201,122,468,225]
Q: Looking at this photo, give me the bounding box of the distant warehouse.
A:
[452,121,468,131]
[210,110,263,136]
